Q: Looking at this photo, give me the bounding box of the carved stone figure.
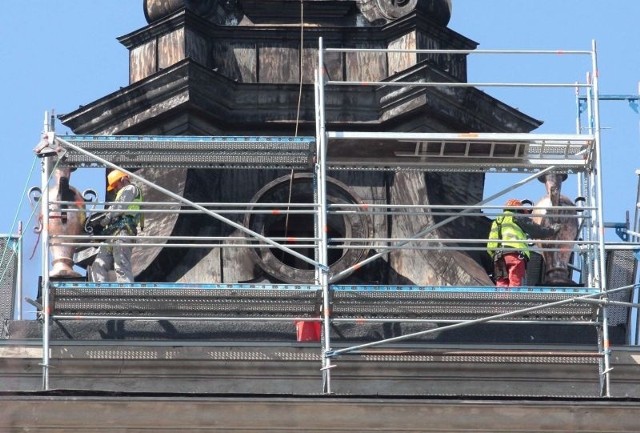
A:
[48,167,86,278]
[144,0,243,25]
[531,173,579,285]
[143,0,451,26]
[356,0,451,24]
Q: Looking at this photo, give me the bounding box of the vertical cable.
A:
[283,0,305,253]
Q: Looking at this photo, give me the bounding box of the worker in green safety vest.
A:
[487,198,559,287]
[91,169,144,283]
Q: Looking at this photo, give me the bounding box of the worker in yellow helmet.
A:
[91,169,144,283]
[487,198,559,287]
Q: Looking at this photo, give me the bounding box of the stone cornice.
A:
[59,58,540,136]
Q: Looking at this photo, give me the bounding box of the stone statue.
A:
[531,173,579,285]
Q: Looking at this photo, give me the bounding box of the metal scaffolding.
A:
[31,40,640,397]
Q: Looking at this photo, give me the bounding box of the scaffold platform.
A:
[49,282,599,324]
[56,135,316,169]
[327,132,594,172]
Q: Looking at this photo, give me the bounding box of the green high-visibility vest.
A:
[115,185,144,229]
[487,211,529,259]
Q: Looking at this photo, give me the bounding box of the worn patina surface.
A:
[61,0,537,289]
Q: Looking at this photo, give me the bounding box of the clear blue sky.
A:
[1,1,639,318]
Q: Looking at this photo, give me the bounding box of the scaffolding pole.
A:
[589,40,612,397]
[16,222,23,321]
[38,112,55,391]
[316,38,334,394]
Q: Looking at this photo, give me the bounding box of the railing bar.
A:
[325,48,592,55]
[327,81,590,88]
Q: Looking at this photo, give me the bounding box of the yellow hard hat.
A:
[107,169,128,191]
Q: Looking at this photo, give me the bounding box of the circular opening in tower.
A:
[245,173,371,284]
[263,210,345,271]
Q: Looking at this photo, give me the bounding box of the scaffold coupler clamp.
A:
[322,350,337,371]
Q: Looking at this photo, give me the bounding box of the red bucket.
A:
[296,321,322,342]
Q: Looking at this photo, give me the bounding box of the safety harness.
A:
[104,186,144,236]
